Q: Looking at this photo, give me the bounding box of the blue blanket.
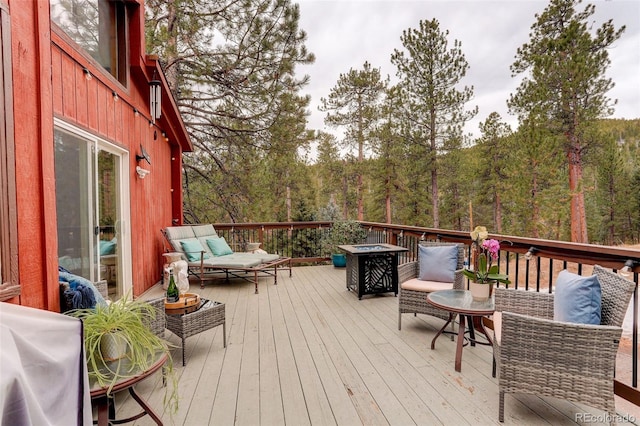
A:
[59,267,108,310]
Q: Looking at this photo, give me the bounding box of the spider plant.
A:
[69,296,178,412]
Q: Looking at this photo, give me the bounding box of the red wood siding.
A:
[8,0,190,310]
[11,1,56,309]
[50,41,177,298]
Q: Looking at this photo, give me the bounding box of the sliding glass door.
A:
[54,121,131,299]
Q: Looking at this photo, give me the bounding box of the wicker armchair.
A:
[494,265,636,423]
[397,241,465,330]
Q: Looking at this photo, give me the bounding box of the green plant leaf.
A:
[67,295,178,413]
[487,273,511,284]
[462,270,476,281]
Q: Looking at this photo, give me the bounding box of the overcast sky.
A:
[296,0,640,146]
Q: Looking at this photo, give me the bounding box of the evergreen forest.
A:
[144,0,640,245]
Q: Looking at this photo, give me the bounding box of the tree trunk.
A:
[286,185,291,222]
[357,173,363,221]
[431,167,439,228]
[531,167,539,239]
[606,172,615,245]
[430,122,439,228]
[342,175,348,219]
[164,0,178,90]
[385,178,392,224]
[495,192,502,233]
[567,146,588,243]
[357,123,364,221]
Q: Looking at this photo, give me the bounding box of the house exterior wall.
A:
[6,0,191,310]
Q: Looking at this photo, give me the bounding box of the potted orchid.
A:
[462,226,510,300]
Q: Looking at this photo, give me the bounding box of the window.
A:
[0,0,18,301]
[50,0,128,84]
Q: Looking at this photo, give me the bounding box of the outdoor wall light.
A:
[136,145,151,179]
[112,90,118,102]
[83,67,92,81]
[524,246,538,261]
[149,71,162,123]
[136,166,150,179]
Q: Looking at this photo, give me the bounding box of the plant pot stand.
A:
[165,298,226,366]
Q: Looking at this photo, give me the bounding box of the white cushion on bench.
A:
[202,254,263,268]
[232,252,281,263]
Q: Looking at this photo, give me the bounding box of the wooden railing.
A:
[210,220,640,406]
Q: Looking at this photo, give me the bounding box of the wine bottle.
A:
[166,271,179,303]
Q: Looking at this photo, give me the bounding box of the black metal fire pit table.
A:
[338,243,409,299]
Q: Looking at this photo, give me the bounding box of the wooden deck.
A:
[111,265,638,425]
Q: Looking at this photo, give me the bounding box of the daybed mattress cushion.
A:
[201,254,263,268]
[197,253,282,269]
[234,252,281,263]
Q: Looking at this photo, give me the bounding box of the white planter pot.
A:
[100,332,128,361]
[469,281,493,301]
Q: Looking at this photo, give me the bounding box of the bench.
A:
[161,224,292,293]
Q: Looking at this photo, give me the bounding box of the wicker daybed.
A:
[162,225,292,293]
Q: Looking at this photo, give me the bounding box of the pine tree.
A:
[508,0,625,243]
[391,19,477,229]
[145,0,314,222]
[506,120,567,239]
[476,113,513,233]
[319,61,388,221]
[369,85,405,224]
[314,131,346,216]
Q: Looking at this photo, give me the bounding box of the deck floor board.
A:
[108,265,635,425]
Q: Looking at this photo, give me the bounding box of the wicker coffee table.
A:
[165,298,226,366]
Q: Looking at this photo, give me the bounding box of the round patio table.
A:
[427,289,495,372]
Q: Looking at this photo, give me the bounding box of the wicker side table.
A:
[165,299,226,366]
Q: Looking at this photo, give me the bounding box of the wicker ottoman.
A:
[165,299,226,366]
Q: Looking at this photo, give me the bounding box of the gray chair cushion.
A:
[418,245,458,283]
[165,226,196,241]
[192,224,217,238]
